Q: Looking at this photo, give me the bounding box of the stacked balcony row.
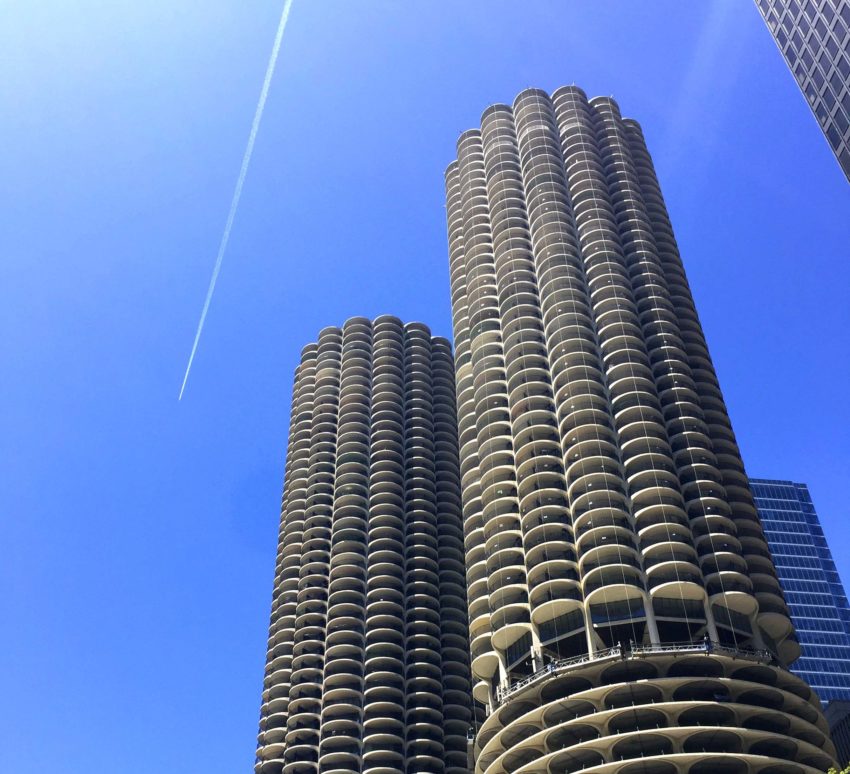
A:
[256,316,472,774]
[445,86,796,710]
[473,649,836,774]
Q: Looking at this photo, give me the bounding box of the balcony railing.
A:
[494,639,777,707]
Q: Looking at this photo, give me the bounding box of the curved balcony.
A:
[257,320,470,774]
[474,642,834,774]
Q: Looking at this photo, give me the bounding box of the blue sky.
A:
[2,1,849,771]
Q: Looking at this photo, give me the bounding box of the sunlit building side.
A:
[445,84,836,774]
[755,0,850,182]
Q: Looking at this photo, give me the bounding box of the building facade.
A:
[825,701,850,766]
[254,316,472,774]
[751,478,850,703]
[755,0,850,182]
[446,85,835,774]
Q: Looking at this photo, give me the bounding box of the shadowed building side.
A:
[255,315,472,774]
[445,85,834,774]
[751,478,850,706]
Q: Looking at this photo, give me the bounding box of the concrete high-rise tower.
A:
[254,316,472,774]
[755,0,850,182]
[446,86,836,774]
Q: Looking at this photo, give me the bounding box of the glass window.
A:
[831,69,844,92]
[823,3,835,24]
[804,1,817,22]
[838,54,850,75]
[827,36,840,56]
[827,122,841,146]
[816,18,829,39]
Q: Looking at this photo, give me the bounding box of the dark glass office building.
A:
[826,701,850,766]
[751,478,850,703]
[754,0,850,182]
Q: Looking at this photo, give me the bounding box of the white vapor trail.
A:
[179,0,294,400]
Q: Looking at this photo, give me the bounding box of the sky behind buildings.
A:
[1,1,849,772]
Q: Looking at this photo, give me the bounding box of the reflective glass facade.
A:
[755,0,850,182]
[751,478,850,703]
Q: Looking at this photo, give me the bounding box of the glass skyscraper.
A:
[751,478,850,703]
[755,0,850,182]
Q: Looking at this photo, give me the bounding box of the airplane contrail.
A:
[179,0,294,400]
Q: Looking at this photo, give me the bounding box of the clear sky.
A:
[2,1,849,772]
